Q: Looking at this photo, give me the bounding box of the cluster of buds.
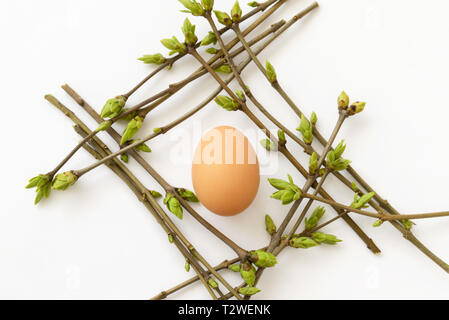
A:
[351,191,375,209]
[200,31,217,46]
[177,188,199,202]
[52,171,78,191]
[26,174,52,205]
[265,61,277,83]
[181,18,198,46]
[268,174,302,205]
[249,250,277,268]
[289,232,342,248]
[179,0,205,16]
[326,140,351,171]
[164,193,183,220]
[337,91,366,116]
[138,53,166,65]
[100,96,127,119]
[161,36,187,56]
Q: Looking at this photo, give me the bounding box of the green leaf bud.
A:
[177,188,199,202]
[120,153,129,163]
[277,130,286,145]
[153,127,163,134]
[96,120,112,132]
[52,171,78,191]
[120,116,144,145]
[231,1,242,22]
[235,90,245,101]
[348,101,366,116]
[138,53,166,65]
[247,1,259,7]
[305,206,326,230]
[214,95,239,111]
[168,234,174,243]
[351,182,359,192]
[309,152,318,175]
[200,31,217,46]
[164,193,183,219]
[289,237,318,249]
[310,112,318,125]
[161,36,186,55]
[179,0,205,16]
[260,139,274,151]
[338,91,350,110]
[131,140,152,153]
[185,261,190,272]
[265,214,276,236]
[206,47,219,54]
[214,10,232,26]
[240,262,256,286]
[351,191,375,209]
[182,18,198,46]
[297,114,313,144]
[249,250,277,268]
[26,174,50,189]
[118,108,137,122]
[239,286,261,296]
[201,0,214,11]
[150,190,162,198]
[265,61,277,83]
[311,232,342,245]
[214,64,232,74]
[268,177,292,191]
[228,264,241,272]
[402,219,413,230]
[100,96,127,119]
[208,278,219,289]
[28,174,52,205]
[373,219,383,227]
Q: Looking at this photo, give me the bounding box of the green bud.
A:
[318,168,326,177]
[96,120,112,132]
[310,112,318,125]
[373,219,383,227]
[182,18,198,46]
[235,90,245,101]
[168,234,174,243]
[118,108,137,122]
[326,143,351,172]
[228,264,241,272]
[271,189,294,205]
[305,206,326,230]
[201,31,217,46]
[206,47,219,54]
[120,153,129,163]
[265,214,276,236]
[27,174,52,205]
[164,193,183,219]
[214,95,239,111]
[120,116,144,145]
[185,261,190,272]
[265,61,277,83]
[161,36,186,55]
[214,10,232,27]
[309,152,318,175]
[214,64,232,74]
[208,278,219,289]
[348,101,366,116]
[297,114,313,144]
[249,250,277,268]
[260,139,273,151]
[338,91,350,110]
[402,219,413,230]
[247,1,259,8]
[311,232,342,245]
[138,53,166,65]
[277,130,286,145]
[100,96,126,119]
[289,237,318,249]
[26,174,50,189]
[240,262,256,286]
[351,182,359,192]
[150,190,162,198]
[333,140,346,159]
[179,0,205,16]
[201,0,214,11]
[52,171,78,191]
[131,140,152,153]
[153,127,162,134]
[231,1,242,22]
[177,188,199,202]
[239,286,261,296]
[351,192,375,209]
[268,176,295,191]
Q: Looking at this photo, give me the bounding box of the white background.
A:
[1,0,449,299]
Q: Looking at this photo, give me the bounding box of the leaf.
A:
[239,287,261,296]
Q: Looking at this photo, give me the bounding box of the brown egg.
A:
[192,126,260,216]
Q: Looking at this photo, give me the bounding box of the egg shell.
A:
[192,126,260,216]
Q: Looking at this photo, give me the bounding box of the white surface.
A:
[1,0,449,300]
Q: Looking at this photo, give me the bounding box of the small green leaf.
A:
[179,0,205,16]
[161,36,186,54]
[289,237,318,249]
[297,114,313,144]
[164,193,183,219]
[214,64,232,74]
[206,47,219,54]
[373,219,383,227]
[132,140,152,153]
[177,188,199,202]
[305,206,326,230]
[100,96,127,119]
[208,278,219,289]
[201,0,214,11]
[201,31,217,46]
[228,264,241,272]
[260,139,273,151]
[120,116,144,145]
[265,214,276,236]
[214,95,239,111]
[311,232,342,245]
[96,120,112,132]
[235,90,245,101]
[185,261,190,272]
[309,152,318,175]
[351,182,359,192]
[150,190,162,198]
